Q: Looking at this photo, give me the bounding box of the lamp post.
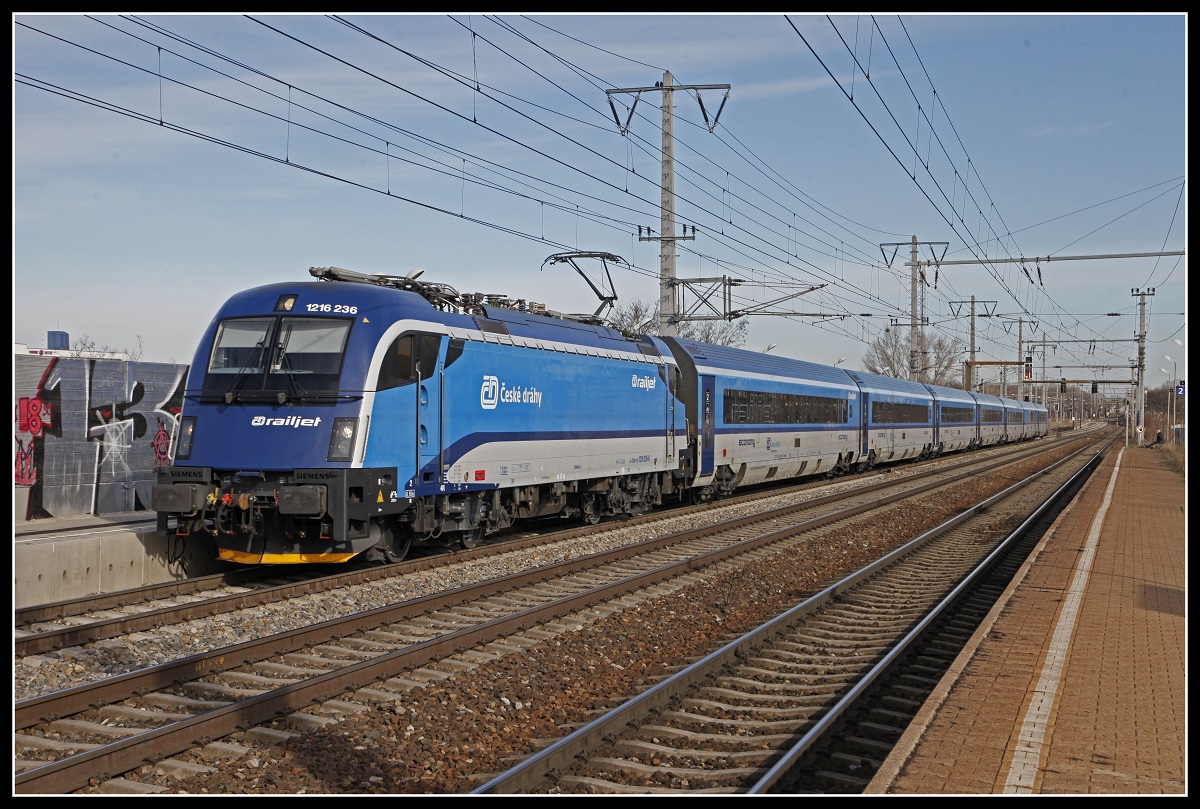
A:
[1171,338,1184,443]
[1163,354,1177,445]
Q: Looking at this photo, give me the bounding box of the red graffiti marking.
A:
[15,439,36,486]
[17,397,53,438]
[152,418,172,467]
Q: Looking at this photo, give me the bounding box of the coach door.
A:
[701,375,716,476]
[859,393,871,457]
[666,365,678,462]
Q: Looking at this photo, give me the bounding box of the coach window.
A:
[873,401,929,424]
[942,405,975,423]
[722,388,849,425]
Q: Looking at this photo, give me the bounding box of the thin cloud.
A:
[1026,121,1118,139]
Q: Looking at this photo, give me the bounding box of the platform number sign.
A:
[1176,381,1185,397]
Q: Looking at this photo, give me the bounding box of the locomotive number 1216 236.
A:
[306,303,359,314]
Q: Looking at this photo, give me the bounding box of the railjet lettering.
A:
[632,374,656,390]
[251,416,323,428]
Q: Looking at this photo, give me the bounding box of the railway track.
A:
[14,437,1076,659]
[14,434,1104,794]
[474,437,1108,794]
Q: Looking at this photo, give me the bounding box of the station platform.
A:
[867,442,1187,794]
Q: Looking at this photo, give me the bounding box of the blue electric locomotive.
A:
[153,266,1047,565]
[154,267,687,563]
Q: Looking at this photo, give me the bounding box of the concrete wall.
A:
[14,355,188,521]
[14,522,223,609]
[11,357,234,606]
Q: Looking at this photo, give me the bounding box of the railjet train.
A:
[153,267,1048,564]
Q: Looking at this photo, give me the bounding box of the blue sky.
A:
[13,13,1187,393]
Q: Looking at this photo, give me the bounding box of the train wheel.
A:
[459,525,483,550]
[369,519,410,564]
[581,494,602,525]
[385,531,412,563]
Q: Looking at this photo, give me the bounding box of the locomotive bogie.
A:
[154,464,410,563]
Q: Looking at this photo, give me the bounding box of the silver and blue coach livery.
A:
[971,391,1008,447]
[844,369,936,465]
[924,382,980,454]
[154,267,1047,565]
[654,337,862,492]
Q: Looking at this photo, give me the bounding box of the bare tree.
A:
[683,318,750,347]
[606,299,748,348]
[863,327,964,387]
[606,299,656,336]
[68,334,144,361]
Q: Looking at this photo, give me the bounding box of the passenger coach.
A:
[844,369,936,464]
[972,391,1007,447]
[653,337,861,496]
[924,382,979,453]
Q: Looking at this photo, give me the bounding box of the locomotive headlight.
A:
[174,416,197,460]
[327,417,359,462]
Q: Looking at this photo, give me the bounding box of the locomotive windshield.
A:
[203,316,351,402]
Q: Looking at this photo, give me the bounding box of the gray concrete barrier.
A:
[14,520,224,609]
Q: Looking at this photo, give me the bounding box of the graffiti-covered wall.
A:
[14,355,188,520]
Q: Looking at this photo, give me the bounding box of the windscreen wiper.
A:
[272,323,308,404]
[224,337,269,404]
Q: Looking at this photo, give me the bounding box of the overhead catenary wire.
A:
[784,14,1180,379]
[14,14,1180,378]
